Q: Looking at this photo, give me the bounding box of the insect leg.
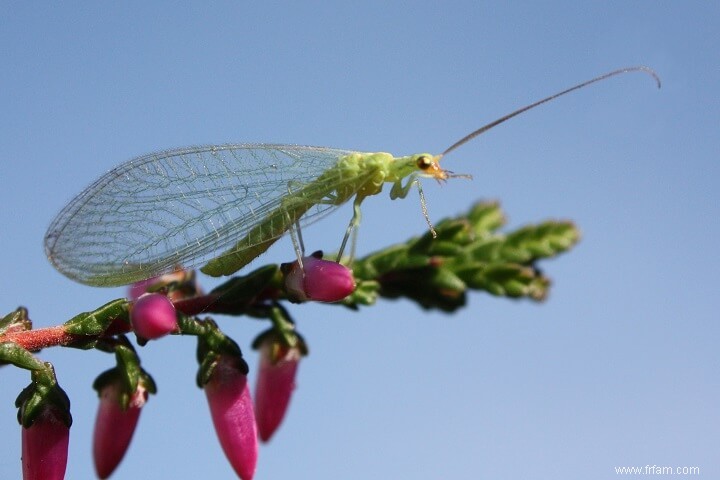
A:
[285,181,307,268]
[348,220,359,264]
[390,177,437,238]
[287,218,305,270]
[294,220,306,256]
[336,196,363,262]
[389,174,418,199]
[416,181,437,238]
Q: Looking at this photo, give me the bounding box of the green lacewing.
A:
[44,66,659,287]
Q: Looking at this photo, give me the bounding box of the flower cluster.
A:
[0,201,579,478]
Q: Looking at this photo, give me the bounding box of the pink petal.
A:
[131,293,177,340]
[205,356,258,480]
[285,255,355,302]
[93,384,146,479]
[254,343,300,442]
[21,407,69,480]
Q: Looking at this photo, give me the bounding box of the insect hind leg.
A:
[336,196,363,263]
[285,180,309,267]
[287,221,305,269]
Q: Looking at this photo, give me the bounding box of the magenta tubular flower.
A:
[254,340,302,442]
[284,254,355,302]
[130,293,177,340]
[204,355,258,480]
[21,405,70,480]
[93,382,147,479]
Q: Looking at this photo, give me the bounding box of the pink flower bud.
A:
[93,382,147,479]
[130,293,177,340]
[21,405,69,480]
[284,254,355,302]
[205,355,258,480]
[254,340,301,442]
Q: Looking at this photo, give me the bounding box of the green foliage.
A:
[347,201,580,311]
[2,200,579,424]
[15,364,72,428]
[93,337,156,409]
[63,298,130,336]
[0,307,32,335]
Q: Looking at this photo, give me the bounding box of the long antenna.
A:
[442,66,661,156]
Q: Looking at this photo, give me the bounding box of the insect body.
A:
[44,67,659,287]
[200,151,447,278]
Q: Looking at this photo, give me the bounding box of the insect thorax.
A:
[331,152,395,201]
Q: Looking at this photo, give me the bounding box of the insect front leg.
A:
[390,176,437,238]
[389,174,418,200]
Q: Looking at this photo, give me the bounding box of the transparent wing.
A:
[44,144,370,286]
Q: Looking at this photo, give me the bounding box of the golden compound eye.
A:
[416,155,433,170]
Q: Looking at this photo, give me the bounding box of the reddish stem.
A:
[1,326,86,351]
[1,317,134,351]
[0,288,273,352]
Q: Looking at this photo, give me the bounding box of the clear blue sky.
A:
[1,2,718,479]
